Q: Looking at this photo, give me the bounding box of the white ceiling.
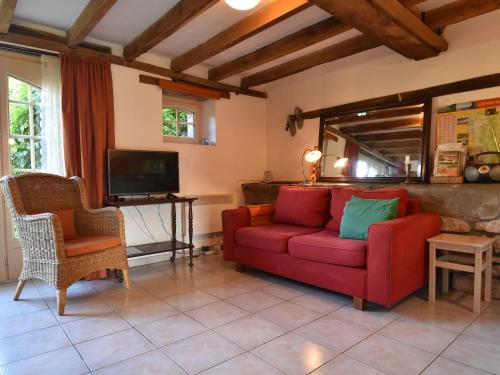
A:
[11,0,469,84]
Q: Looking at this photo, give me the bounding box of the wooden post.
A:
[13,280,26,300]
[485,246,492,303]
[188,201,194,267]
[57,289,67,315]
[171,202,176,261]
[235,263,245,273]
[428,243,436,303]
[122,269,131,289]
[442,250,449,293]
[353,296,366,311]
[473,248,482,314]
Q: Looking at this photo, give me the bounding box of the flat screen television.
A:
[107,149,179,196]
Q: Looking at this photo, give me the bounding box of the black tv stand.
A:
[103,196,198,266]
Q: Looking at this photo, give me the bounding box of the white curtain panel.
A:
[40,54,65,175]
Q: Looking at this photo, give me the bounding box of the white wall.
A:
[112,64,267,246]
[264,10,500,181]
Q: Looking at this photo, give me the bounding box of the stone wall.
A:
[242,182,500,299]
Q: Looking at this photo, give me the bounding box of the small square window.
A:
[162,107,195,139]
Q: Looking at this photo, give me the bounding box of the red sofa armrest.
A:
[366,212,441,307]
[222,208,251,261]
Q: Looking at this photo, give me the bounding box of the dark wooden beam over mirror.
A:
[317,99,431,184]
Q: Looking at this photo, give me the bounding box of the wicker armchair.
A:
[0,173,129,315]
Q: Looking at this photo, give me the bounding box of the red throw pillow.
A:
[355,189,409,218]
[273,186,330,228]
[325,187,361,232]
[325,187,409,232]
[52,209,78,240]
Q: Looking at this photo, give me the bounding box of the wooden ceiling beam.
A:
[370,0,448,52]
[124,0,218,61]
[170,0,311,72]
[356,130,423,142]
[0,25,267,99]
[425,0,500,29]
[0,0,17,34]
[209,0,425,80]
[9,24,111,53]
[376,147,422,155]
[325,105,424,125]
[139,74,228,100]
[243,0,500,88]
[241,35,381,88]
[339,118,423,134]
[67,0,116,48]
[326,125,400,167]
[208,17,349,81]
[310,0,447,60]
[365,139,422,149]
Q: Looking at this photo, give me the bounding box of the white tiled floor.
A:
[0,253,499,374]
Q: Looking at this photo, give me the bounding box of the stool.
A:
[427,233,493,314]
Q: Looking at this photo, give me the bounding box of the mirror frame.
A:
[316,98,432,184]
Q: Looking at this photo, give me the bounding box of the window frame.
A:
[162,106,196,139]
[7,75,42,175]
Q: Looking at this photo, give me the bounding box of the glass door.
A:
[0,51,42,280]
[0,127,6,282]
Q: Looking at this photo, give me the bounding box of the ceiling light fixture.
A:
[224,0,261,11]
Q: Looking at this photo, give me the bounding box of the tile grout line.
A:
[417,300,496,375]
[303,306,405,375]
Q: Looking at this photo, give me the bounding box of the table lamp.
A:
[302,148,322,183]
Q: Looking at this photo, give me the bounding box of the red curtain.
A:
[342,138,360,176]
[61,54,115,209]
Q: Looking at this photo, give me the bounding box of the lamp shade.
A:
[224,0,260,10]
[304,150,322,163]
[334,157,349,168]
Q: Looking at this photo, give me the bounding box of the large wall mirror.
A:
[317,99,431,183]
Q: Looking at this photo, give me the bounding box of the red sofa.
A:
[222,186,441,310]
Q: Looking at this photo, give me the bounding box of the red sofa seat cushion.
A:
[326,187,409,231]
[273,186,330,228]
[289,230,367,267]
[235,224,321,253]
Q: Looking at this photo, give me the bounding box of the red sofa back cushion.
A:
[326,187,409,232]
[273,186,330,228]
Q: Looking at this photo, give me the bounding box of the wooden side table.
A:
[427,233,494,313]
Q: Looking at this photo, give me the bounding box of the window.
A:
[162,107,195,138]
[7,76,42,175]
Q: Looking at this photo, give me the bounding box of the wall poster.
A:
[436,97,500,157]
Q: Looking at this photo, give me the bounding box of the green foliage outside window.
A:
[162,107,195,138]
[8,76,42,175]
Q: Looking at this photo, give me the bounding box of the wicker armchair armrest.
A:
[75,208,125,242]
[18,213,65,261]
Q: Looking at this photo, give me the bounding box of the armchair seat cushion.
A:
[235,224,321,253]
[289,230,367,267]
[65,235,121,257]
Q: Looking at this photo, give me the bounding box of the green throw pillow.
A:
[339,196,399,240]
